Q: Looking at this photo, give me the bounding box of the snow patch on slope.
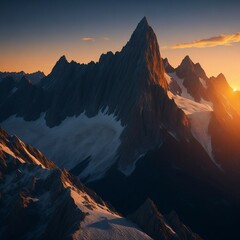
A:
[166,73,220,168]
[188,111,220,167]
[168,92,213,115]
[199,78,207,88]
[70,190,152,240]
[168,72,195,101]
[1,110,124,181]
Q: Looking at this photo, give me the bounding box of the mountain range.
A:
[0,17,240,240]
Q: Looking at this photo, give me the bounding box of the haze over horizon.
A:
[0,0,239,88]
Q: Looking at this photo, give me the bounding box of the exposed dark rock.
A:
[129,198,203,240]
[175,56,208,102]
[0,71,45,84]
[166,211,203,240]
[129,198,178,240]
[163,58,175,73]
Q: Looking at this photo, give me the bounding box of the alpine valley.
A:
[1,18,240,240]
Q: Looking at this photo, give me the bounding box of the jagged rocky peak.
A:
[165,211,203,240]
[0,71,45,84]
[99,51,114,63]
[216,73,227,82]
[163,58,175,73]
[210,73,228,86]
[128,198,175,240]
[134,16,149,33]
[178,55,195,72]
[176,55,208,80]
[123,17,168,90]
[209,73,232,92]
[129,198,203,240]
[176,55,206,79]
[51,55,69,72]
[46,55,70,85]
[175,55,196,80]
[194,62,208,80]
[174,55,210,101]
[55,55,68,67]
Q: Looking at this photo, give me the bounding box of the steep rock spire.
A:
[122,17,168,91]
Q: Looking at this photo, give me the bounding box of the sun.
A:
[233,88,237,92]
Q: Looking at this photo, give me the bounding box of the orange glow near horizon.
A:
[161,43,240,90]
[0,35,239,90]
[0,37,125,76]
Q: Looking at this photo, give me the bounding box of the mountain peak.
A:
[182,55,194,66]
[211,73,231,90]
[137,16,149,29]
[176,55,195,75]
[50,55,69,75]
[58,55,68,64]
[194,62,208,80]
[163,58,175,73]
[129,17,152,42]
[217,73,226,79]
[123,17,167,90]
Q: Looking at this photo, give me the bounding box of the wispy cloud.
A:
[81,37,110,42]
[81,37,94,41]
[102,37,110,41]
[163,32,240,49]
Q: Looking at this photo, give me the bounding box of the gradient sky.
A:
[0,0,239,88]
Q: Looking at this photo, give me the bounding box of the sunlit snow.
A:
[71,190,152,240]
[167,73,220,168]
